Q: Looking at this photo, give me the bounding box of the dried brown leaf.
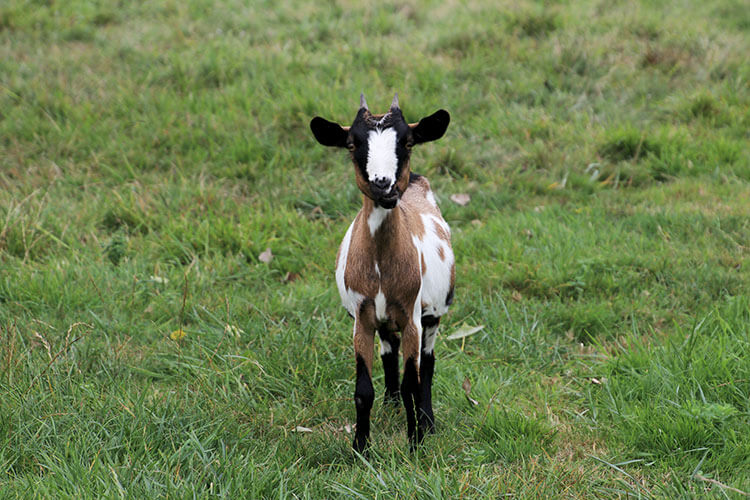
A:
[283,272,300,283]
[462,377,479,406]
[450,193,471,206]
[259,247,273,264]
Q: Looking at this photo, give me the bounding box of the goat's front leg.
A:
[352,317,375,453]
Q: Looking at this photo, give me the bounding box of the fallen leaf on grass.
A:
[599,173,615,186]
[258,247,273,263]
[224,324,244,337]
[283,272,300,283]
[446,324,484,340]
[292,426,313,433]
[462,377,479,406]
[450,193,471,206]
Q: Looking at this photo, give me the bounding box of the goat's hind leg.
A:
[377,325,401,406]
[418,315,440,435]
[400,321,422,450]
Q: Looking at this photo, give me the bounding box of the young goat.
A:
[310,94,454,452]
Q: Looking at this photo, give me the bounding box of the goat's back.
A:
[400,174,455,319]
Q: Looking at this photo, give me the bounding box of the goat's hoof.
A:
[352,435,369,455]
[413,424,434,448]
[383,391,401,408]
[408,439,419,453]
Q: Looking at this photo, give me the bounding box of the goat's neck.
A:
[361,196,403,248]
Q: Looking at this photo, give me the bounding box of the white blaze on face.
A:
[366,128,398,187]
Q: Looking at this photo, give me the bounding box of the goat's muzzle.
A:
[370,182,400,209]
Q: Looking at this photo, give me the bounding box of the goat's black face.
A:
[310,95,450,209]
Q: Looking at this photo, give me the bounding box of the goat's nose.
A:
[372,178,390,191]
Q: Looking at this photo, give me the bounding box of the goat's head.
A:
[311,94,450,209]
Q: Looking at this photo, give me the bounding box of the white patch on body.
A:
[366,128,398,187]
[417,214,454,319]
[425,189,437,207]
[368,206,390,236]
[375,289,387,322]
[429,214,451,237]
[336,220,364,317]
[423,325,438,355]
[380,338,392,355]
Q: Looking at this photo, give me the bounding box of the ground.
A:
[1,0,749,497]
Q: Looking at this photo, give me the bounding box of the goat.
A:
[310,94,454,452]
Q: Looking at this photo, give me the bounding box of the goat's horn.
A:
[390,93,400,110]
[359,93,368,110]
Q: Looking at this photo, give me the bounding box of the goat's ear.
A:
[310,117,349,148]
[410,110,450,145]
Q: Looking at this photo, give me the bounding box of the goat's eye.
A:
[347,142,355,151]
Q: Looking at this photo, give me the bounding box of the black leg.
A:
[417,351,435,438]
[401,356,419,450]
[418,316,440,439]
[353,355,374,453]
[377,326,401,405]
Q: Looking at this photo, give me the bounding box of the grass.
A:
[1,0,749,497]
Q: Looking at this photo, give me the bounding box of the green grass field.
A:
[1,0,749,497]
